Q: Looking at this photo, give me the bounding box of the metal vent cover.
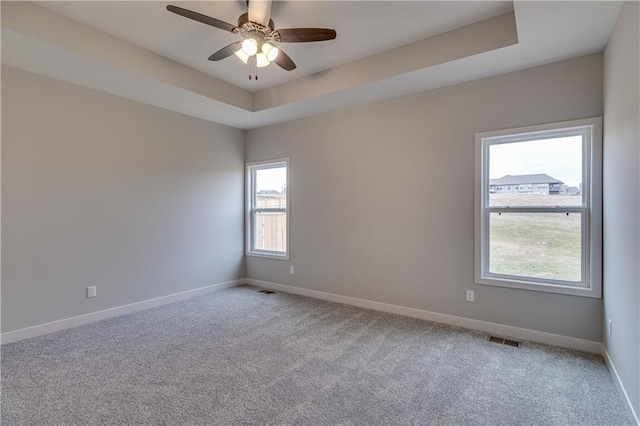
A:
[488,335,520,348]
[258,289,275,294]
[503,339,520,347]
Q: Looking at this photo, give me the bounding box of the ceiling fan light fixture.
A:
[261,42,279,62]
[234,49,250,64]
[241,38,258,56]
[256,52,271,68]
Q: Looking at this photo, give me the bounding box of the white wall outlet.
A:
[466,290,474,302]
[87,286,97,298]
[290,266,295,275]
[608,319,613,337]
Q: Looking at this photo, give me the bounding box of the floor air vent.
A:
[488,336,521,348]
[258,290,275,294]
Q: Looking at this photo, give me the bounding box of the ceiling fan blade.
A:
[247,0,272,27]
[166,5,236,33]
[273,49,296,71]
[208,41,243,61]
[276,28,337,43]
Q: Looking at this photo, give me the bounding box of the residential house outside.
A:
[489,174,563,195]
[564,185,582,196]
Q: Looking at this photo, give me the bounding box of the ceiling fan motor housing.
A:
[235,13,276,42]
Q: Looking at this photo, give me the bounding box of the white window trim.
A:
[474,117,602,298]
[246,158,290,260]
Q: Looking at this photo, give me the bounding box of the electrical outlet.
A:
[608,319,613,337]
[290,266,295,275]
[87,286,97,298]
[466,290,474,302]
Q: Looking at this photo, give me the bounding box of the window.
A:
[475,118,602,297]
[246,158,289,259]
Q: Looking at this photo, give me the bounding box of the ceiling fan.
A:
[166,1,337,75]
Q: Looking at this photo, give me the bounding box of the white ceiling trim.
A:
[1,29,255,129]
[1,1,623,130]
[1,1,252,111]
[35,1,515,92]
[254,11,517,111]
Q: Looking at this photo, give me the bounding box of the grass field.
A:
[488,194,582,282]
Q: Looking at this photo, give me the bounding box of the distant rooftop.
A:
[490,174,563,185]
[257,189,285,197]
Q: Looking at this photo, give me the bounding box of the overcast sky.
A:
[256,167,286,192]
[490,136,582,187]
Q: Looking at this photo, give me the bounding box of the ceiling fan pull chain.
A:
[253,58,258,80]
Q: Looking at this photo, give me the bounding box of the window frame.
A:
[245,158,290,260]
[474,118,602,298]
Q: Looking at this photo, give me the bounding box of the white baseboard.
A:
[603,346,640,425]
[2,277,604,355]
[1,279,243,345]
[246,278,603,354]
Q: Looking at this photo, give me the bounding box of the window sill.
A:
[246,251,290,261]
[475,275,601,298]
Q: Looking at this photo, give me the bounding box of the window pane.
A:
[489,212,582,282]
[253,165,287,253]
[255,211,287,252]
[256,167,287,209]
[489,136,583,207]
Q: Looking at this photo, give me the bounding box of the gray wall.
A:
[1,66,245,333]
[246,53,604,342]
[603,0,640,417]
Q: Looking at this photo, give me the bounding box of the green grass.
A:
[488,195,582,282]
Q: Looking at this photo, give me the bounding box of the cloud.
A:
[490,136,582,186]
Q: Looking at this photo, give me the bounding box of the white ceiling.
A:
[2,1,623,129]
[36,1,514,91]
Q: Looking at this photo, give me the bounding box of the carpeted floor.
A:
[1,285,631,425]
